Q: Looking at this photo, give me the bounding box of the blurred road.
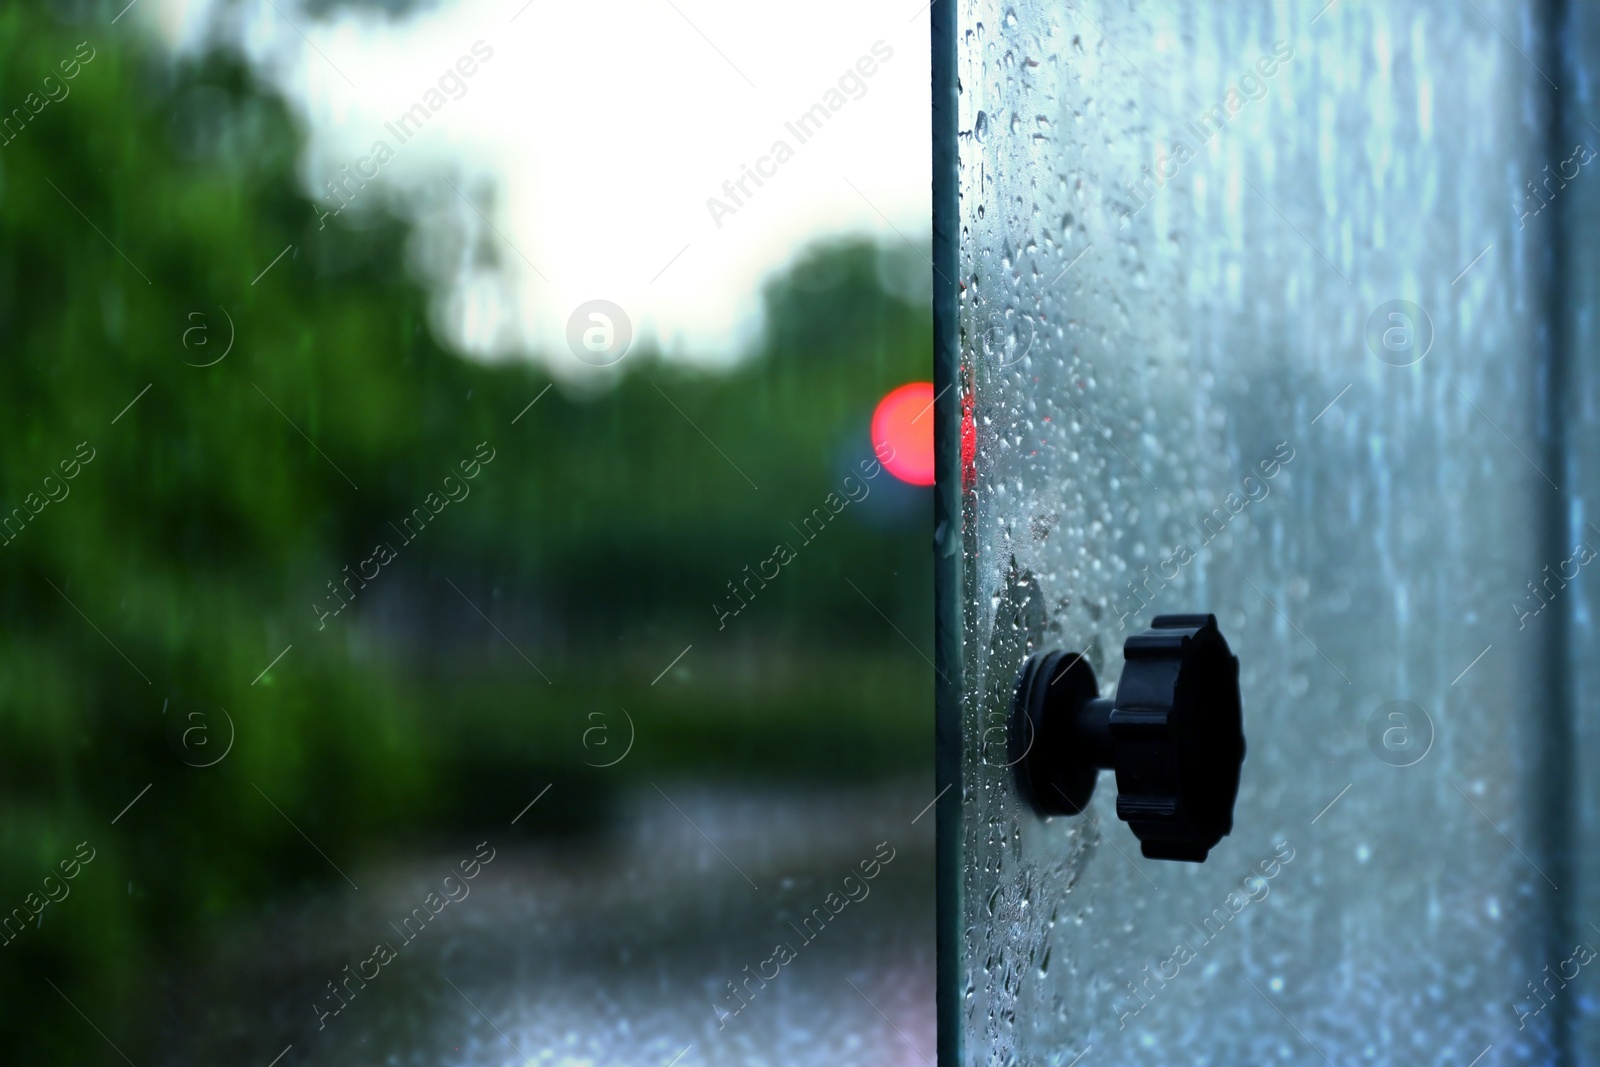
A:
[158,779,936,1067]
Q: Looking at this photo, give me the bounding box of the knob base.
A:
[1010,649,1104,816]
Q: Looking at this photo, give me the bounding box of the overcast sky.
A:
[147,0,932,378]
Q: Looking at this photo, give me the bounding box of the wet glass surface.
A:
[945,0,1598,1063]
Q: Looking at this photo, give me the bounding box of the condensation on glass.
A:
[945,1,1595,1063]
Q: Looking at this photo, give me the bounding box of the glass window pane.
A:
[940,1,1590,1063]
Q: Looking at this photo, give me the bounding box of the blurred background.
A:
[0,2,936,1064]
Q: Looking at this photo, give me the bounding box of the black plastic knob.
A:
[1010,614,1244,862]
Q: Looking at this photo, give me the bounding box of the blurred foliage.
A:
[0,6,931,1063]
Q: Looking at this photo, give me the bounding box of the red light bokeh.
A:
[871,382,936,486]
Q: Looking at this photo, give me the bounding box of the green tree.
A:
[0,9,930,1062]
